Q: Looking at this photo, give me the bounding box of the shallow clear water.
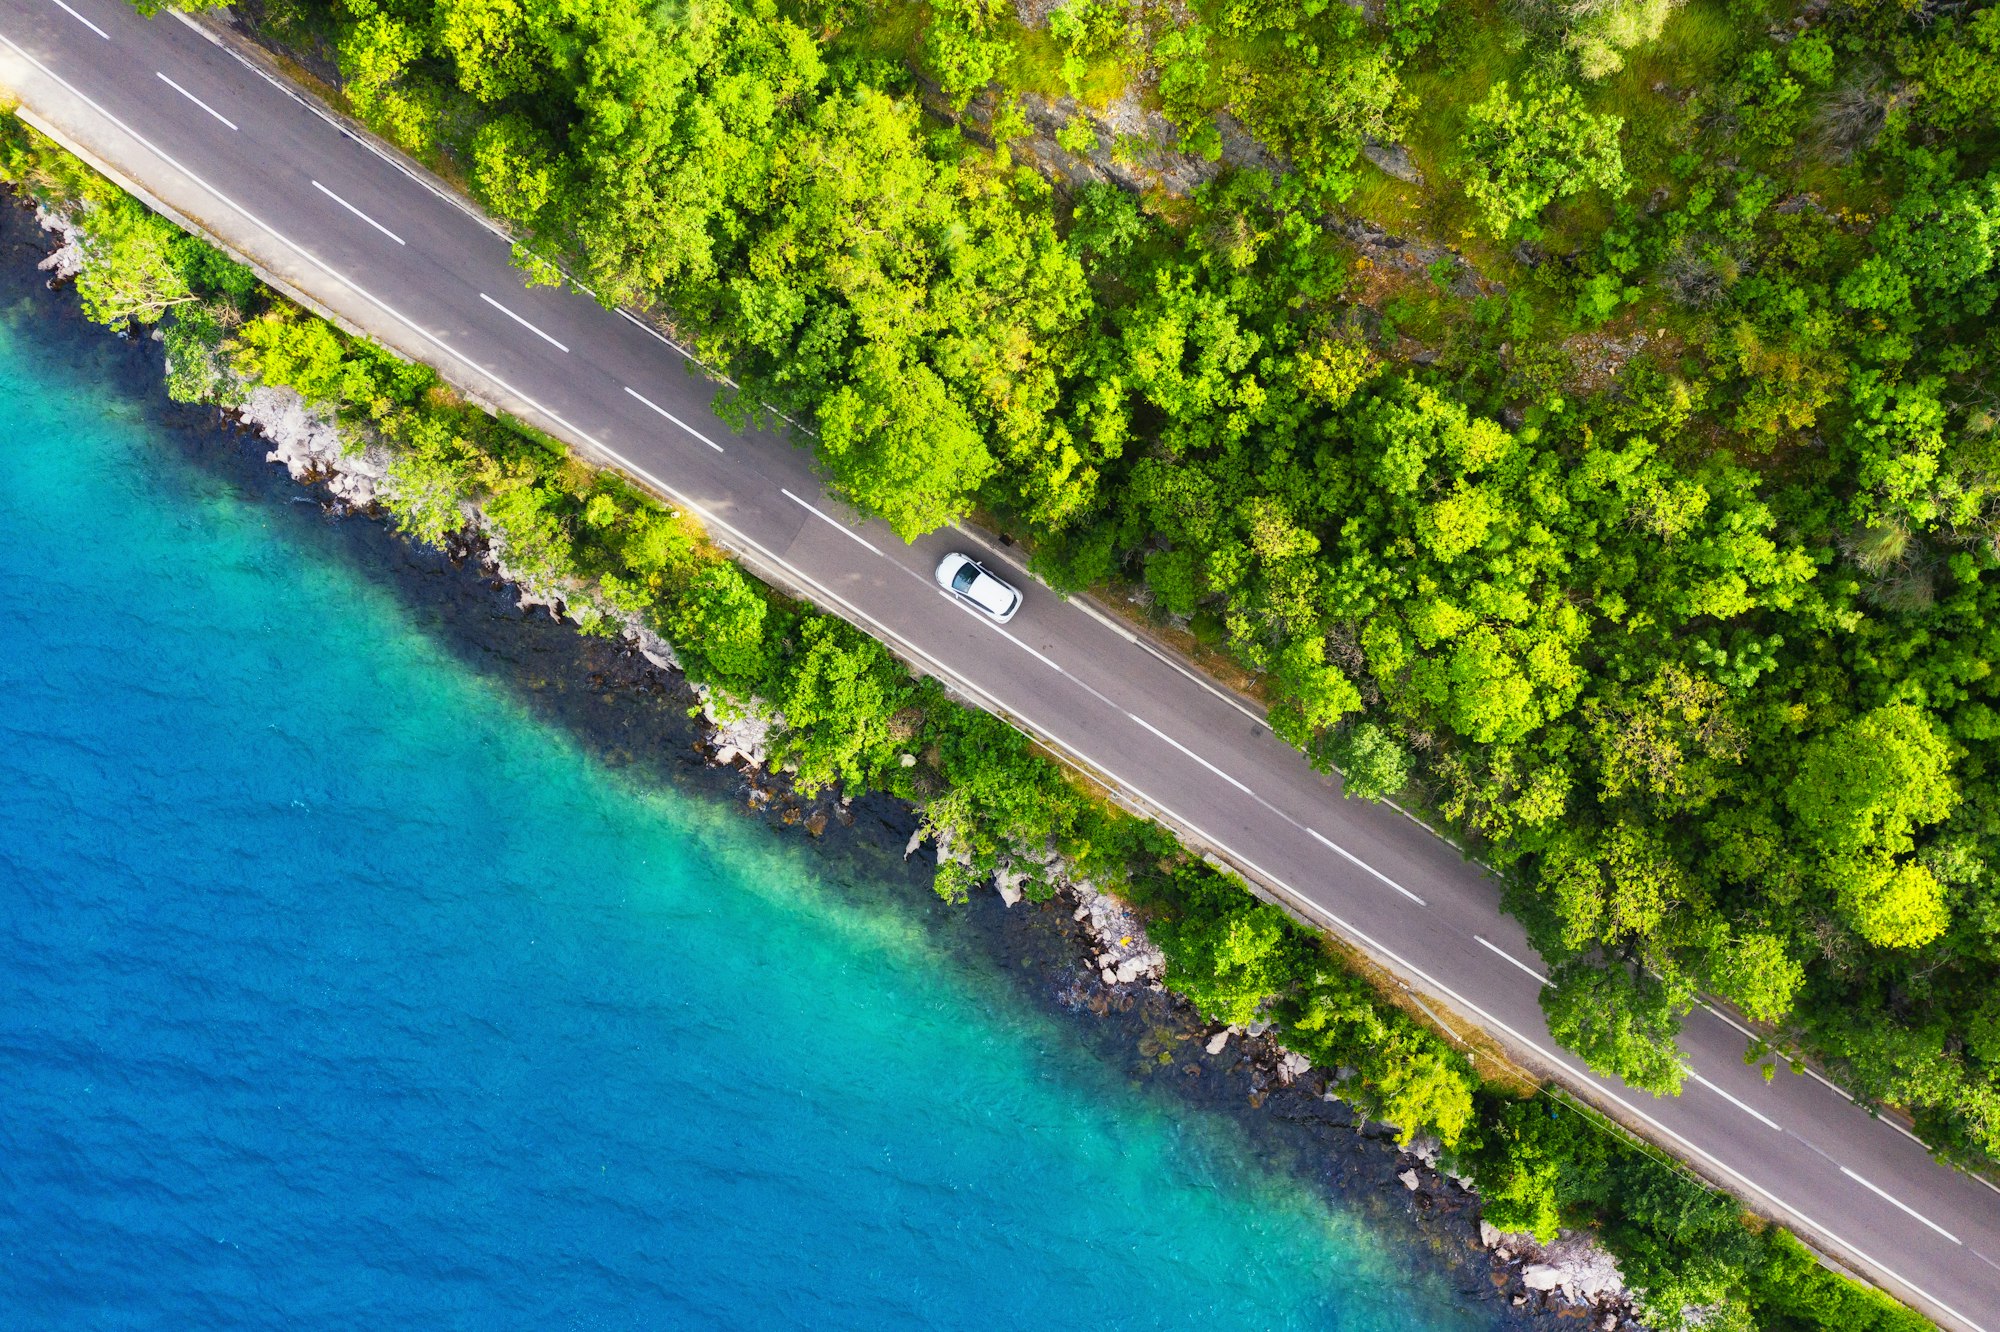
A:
[0,241,1497,1331]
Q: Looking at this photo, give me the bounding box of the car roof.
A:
[965,569,1016,614]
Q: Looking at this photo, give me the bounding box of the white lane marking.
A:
[1126,712,1252,795]
[19,51,1990,1331]
[167,11,518,246]
[1475,935,1550,985]
[1306,827,1425,905]
[49,0,108,39]
[1840,1168,1963,1244]
[949,529,1268,726]
[616,308,703,367]
[479,292,568,352]
[936,595,1063,672]
[624,386,724,453]
[781,489,880,556]
[1876,1113,1933,1148]
[1688,1072,1784,1132]
[1698,1000,1757,1042]
[1068,595,1139,643]
[309,178,404,246]
[155,71,236,130]
[1136,638,1267,725]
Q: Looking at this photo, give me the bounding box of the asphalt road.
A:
[3,3,1997,1324]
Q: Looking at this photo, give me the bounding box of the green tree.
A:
[667,562,775,688]
[1325,721,1411,802]
[1457,80,1627,237]
[814,353,993,539]
[470,115,557,224]
[73,199,194,327]
[161,306,243,406]
[1542,960,1688,1094]
[768,617,909,793]
[1156,892,1296,1027]
[1786,703,1956,858]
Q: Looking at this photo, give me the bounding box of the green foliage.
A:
[382,415,479,547]
[922,0,1012,109]
[1563,0,1682,80]
[1461,1097,1603,1240]
[1458,80,1627,238]
[1904,7,2000,132]
[1542,960,1689,1094]
[1324,721,1410,801]
[72,196,194,327]
[1152,874,1297,1027]
[483,481,576,594]
[1046,0,1128,97]
[1749,1228,1938,1332]
[1290,969,1478,1144]
[667,561,778,689]
[229,310,351,402]
[767,616,912,793]
[1054,115,1098,156]
[470,114,557,224]
[815,352,994,539]
[161,305,243,407]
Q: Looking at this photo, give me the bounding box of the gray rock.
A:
[1399,1169,1421,1191]
[1362,137,1422,184]
[1205,1029,1231,1055]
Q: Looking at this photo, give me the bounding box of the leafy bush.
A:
[1458,80,1627,237]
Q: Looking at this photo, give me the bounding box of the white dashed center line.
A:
[1840,1168,1963,1244]
[311,179,404,245]
[1127,713,1253,795]
[1306,827,1426,905]
[782,488,880,555]
[625,386,725,453]
[945,601,1064,672]
[49,0,108,39]
[1475,935,1549,985]
[479,292,567,352]
[1688,1072,1783,1131]
[155,71,236,130]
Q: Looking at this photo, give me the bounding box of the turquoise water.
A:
[0,247,1498,1330]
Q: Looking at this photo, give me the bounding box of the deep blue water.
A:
[0,229,1498,1330]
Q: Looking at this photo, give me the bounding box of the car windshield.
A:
[951,563,980,593]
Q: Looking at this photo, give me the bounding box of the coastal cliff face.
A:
[17,187,1643,1331]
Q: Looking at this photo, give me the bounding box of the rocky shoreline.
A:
[9,189,1645,1331]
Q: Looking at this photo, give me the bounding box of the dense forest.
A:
[193,0,1999,1167]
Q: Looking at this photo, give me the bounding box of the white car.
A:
[935,552,1022,624]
